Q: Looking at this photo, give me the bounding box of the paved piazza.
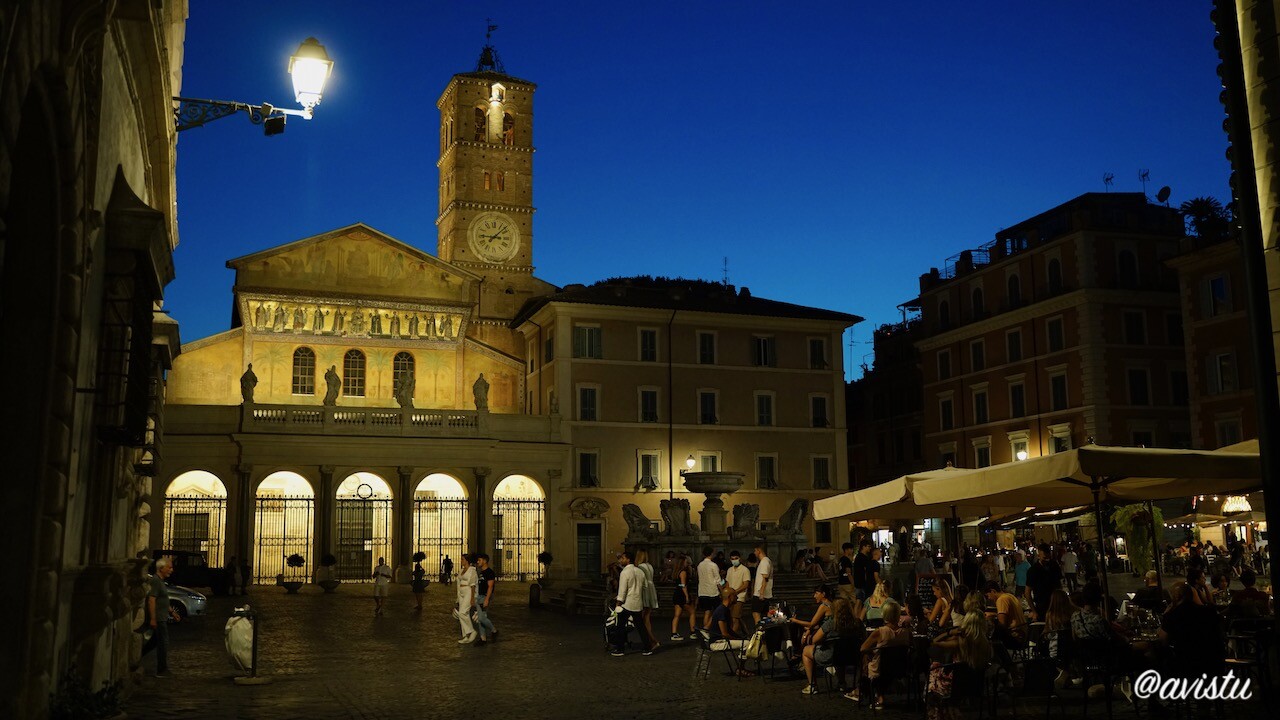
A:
[125,582,1266,720]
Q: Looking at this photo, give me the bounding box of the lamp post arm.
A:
[173,97,309,132]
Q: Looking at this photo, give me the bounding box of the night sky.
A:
[168,1,1229,378]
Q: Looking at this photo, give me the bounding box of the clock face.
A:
[467,212,521,263]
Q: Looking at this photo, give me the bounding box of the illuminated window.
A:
[393,352,415,397]
[496,171,505,191]
[503,113,515,145]
[483,171,491,190]
[343,350,366,397]
[292,347,316,395]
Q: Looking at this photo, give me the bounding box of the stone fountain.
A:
[681,471,745,534]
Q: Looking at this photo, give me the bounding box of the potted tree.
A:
[536,551,554,588]
[282,553,306,594]
[317,553,340,593]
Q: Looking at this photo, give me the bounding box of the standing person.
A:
[1013,551,1030,598]
[610,550,655,657]
[724,549,752,635]
[1025,544,1060,620]
[751,542,774,624]
[455,553,477,643]
[869,547,884,588]
[1061,545,1079,592]
[411,557,427,612]
[697,546,722,629]
[852,540,875,601]
[635,550,660,652]
[670,554,696,640]
[371,557,392,616]
[473,553,498,644]
[143,558,180,677]
[441,554,454,585]
[836,543,856,602]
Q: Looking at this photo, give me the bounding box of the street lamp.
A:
[1015,450,1029,461]
[680,454,696,476]
[175,37,334,134]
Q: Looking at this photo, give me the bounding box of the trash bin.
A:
[225,606,255,672]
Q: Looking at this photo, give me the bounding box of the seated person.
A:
[848,600,910,708]
[861,580,891,623]
[1130,571,1170,613]
[926,579,953,630]
[902,593,929,634]
[801,597,862,694]
[1210,573,1232,605]
[984,581,1028,649]
[1228,569,1272,617]
[707,588,748,650]
[789,585,834,654]
[931,597,993,695]
[950,584,970,628]
[1159,581,1227,678]
[1042,589,1078,684]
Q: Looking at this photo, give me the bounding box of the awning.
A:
[813,467,1017,521]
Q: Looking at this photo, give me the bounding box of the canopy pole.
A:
[1146,500,1163,593]
[1091,480,1110,608]
[951,505,960,558]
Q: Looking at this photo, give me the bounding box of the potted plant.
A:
[536,551,554,588]
[317,553,340,593]
[282,553,306,594]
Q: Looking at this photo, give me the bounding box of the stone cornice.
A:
[436,200,535,225]
[452,260,535,274]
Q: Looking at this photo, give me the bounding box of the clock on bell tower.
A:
[435,41,537,288]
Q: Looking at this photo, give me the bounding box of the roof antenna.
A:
[1138,169,1150,197]
[722,257,730,286]
[1102,173,1114,192]
[476,19,505,73]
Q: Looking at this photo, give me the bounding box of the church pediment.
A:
[227,223,479,303]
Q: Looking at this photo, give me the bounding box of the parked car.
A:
[151,549,231,595]
[167,584,207,621]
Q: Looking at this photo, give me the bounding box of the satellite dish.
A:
[1156,186,1172,204]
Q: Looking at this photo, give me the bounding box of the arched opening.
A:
[473,106,486,141]
[413,473,468,579]
[1007,274,1022,307]
[492,475,545,579]
[502,112,515,146]
[343,349,365,397]
[1047,258,1063,294]
[971,287,985,319]
[254,471,315,583]
[334,472,393,582]
[292,347,316,395]
[1117,249,1139,288]
[163,471,228,568]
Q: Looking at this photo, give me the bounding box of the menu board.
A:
[917,573,938,608]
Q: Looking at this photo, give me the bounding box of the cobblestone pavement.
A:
[124,580,1267,720]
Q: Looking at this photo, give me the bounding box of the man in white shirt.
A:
[1060,546,1079,591]
[751,543,773,624]
[455,553,477,643]
[611,550,654,657]
[724,549,752,635]
[696,546,722,629]
[371,556,392,616]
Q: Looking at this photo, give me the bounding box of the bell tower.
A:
[436,34,539,321]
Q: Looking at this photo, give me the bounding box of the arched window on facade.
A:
[343,349,366,397]
[292,347,316,395]
[483,171,491,190]
[393,352,414,396]
[1007,274,1022,307]
[1047,258,1063,294]
[1117,249,1139,288]
[971,287,985,319]
[939,300,951,330]
[473,107,486,142]
[496,171,505,191]
[502,113,515,146]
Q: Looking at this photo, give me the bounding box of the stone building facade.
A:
[0,1,186,716]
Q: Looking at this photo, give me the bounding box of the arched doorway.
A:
[492,475,545,579]
[335,472,393,582]
[412,474,468,580]
[163,471,228,567]
[254,471,315,584]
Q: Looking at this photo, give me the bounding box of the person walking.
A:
[697,546,722,629]
[441,554,454,585]
[372,557,392,616]
[455,553,477,643]
[473,553,498,644]
[1061,545,1079,592]
[635,549,660,652]
[411,556,427,612]
[142,558,180,677]
[610,550,655,656]
[670,554,696,640]
[751,542,774,624]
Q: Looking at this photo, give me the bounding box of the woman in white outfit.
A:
[455,553,477,643]
[636,549,660,652]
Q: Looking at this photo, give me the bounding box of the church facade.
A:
[158,52,861,585]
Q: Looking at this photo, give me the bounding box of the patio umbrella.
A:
[1163,512,1227,527]
[1206,511,1267,526]
[910,444,1261,607]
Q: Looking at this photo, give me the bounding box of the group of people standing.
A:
[449,553,498,645]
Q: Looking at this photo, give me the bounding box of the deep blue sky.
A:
[169,1,1229,378]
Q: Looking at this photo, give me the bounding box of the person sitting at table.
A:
[861,580,891,623]
[984,580,1029,650]
[1210,572,1232,605]
[1159,580,1226,679]
[1183,568,1212,606]
[926,579,953,630]
[801,597,861,694]
[930,594,993,694]
[1228,569,1272,617]
[848,600,910,708]
[1071,581,1140,700]
[1042,589,1079,687]
[789,584,834,657]
[902,593,929,634]
[1131,571,1169,613]
[950,584,970,628]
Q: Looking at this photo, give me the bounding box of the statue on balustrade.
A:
[660,498,697,537]
[622,504,657,541]
[394,372,415,409]
[473,373,489,411]
[728,503,761,540]
[769,499,811,537]
[239,364,258,404]
[323,365,340,406]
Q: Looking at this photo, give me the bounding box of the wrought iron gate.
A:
[492,499,545,579]
[413,497,468,579]
[163,495,226,568]
[335,498,393,582]
[254,495,314,583]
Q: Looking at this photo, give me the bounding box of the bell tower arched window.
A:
[502,113,515,146]
[343,350,366,397]
[473,107,486,142]
[292,347,316,395]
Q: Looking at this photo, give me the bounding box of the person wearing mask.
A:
[610,550,655,657]
[724,549,751,635]
[852,540,875,601]
[751,543,774,624]
[696,545,722,629]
